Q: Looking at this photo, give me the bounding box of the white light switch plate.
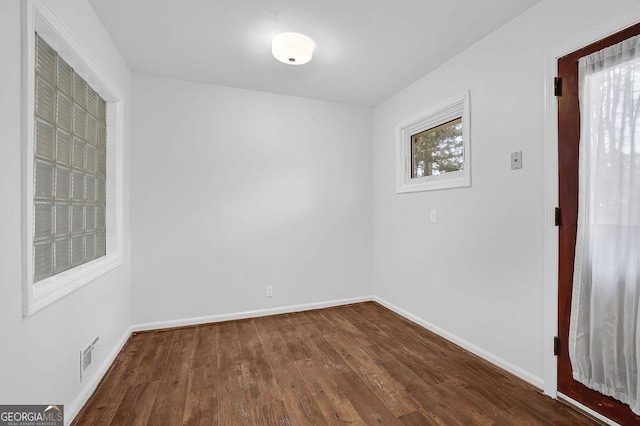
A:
[511,151,523,170]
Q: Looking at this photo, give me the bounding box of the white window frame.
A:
[396,91,471,193]
[22,0,124,316]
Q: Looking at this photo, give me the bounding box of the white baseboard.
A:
[65,325,133,426]
[373,296,544,390]
[558,394,620,426]
[131,295,374,332]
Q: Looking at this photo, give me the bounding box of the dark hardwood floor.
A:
[73,302,599,425]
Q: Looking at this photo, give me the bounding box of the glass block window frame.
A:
[33,34,107,282]
[396,91,471,193]
[23,2,124,316]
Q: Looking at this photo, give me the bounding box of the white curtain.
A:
[569,34,640,414]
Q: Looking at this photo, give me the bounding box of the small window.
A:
[396,91,470,193]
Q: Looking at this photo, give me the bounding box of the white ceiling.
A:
[89,0,540,106]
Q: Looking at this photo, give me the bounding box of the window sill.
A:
[25,254,122,316]
[397,172,470,193]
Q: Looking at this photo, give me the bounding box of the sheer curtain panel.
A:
[569,34,640,414]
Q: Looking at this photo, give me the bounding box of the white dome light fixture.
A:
[272,32,315,65]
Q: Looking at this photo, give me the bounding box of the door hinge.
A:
[554,336,560,356]
[554,77,562,97]
[555,207,561,226]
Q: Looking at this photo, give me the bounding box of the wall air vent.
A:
[80,335,100,382]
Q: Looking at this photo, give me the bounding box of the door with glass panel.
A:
[557,23,640,425]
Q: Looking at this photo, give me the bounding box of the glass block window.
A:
[33,34,106,282]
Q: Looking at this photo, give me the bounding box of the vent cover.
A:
[80,335,100,382]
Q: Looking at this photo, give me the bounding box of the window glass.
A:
[33,34,106,282]
[411,117,463,179]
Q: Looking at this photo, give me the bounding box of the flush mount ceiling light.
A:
[272,32,315,65]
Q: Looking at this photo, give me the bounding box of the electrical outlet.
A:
[266,286,273,298]
[430,209,437,223]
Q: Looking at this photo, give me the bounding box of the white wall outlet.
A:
[430,209,437,223]
[266,286,273,298]
[511,151,523,170]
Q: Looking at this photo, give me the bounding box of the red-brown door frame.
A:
[557,21,640,426]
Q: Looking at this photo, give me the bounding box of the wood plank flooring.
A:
[73,302,599,425]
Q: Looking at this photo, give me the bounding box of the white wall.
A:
[131,74,372,325]
[4,0,638,418]
[372,0,640,385]
[0,0,131,420]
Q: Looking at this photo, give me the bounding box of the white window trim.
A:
[22,0,124,316]
[396,90,471,193]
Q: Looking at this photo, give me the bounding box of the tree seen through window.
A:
[411,117,463,178]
